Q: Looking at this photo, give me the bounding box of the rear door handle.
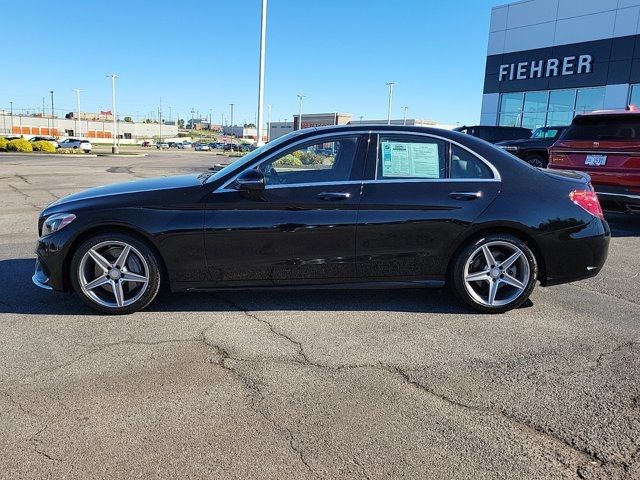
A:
[449,191,482,200]
[317,192,351,201]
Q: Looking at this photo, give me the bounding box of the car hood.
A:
[47,174,203,210]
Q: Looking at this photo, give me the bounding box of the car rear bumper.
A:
[594,185,640,213]
[539,217,610,287]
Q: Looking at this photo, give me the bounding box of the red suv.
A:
[548,107,640,213]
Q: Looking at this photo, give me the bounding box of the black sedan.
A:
[33,125,610,314]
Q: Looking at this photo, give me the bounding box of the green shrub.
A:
[57,148,86,154]
[7,138,33,152]
[0,137,8,151]
[273,154,303,167]
[31,140,56,153]
[299,151,324,165]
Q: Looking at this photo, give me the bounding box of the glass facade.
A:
[498,87,605,128]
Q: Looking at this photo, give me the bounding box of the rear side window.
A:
[378,136,446,179]
[563,116,640,140]
[450,145,494,179]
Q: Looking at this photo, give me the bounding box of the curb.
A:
[96,153,148,157]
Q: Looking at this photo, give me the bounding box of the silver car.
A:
[58,138,92,153]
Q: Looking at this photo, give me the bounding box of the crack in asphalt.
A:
[567,282,640,307]
[29,426,59,462]
[1,311,637,477]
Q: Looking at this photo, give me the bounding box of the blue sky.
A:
[2,0,498,126]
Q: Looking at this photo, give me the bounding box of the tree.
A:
[244,123,256,128]
[124,116,133,123]
[177,119,185,129]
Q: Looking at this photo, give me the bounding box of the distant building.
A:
[268,121,294,141]
[348,119,456,129]
[222,125,257,139]
[293,112,352,130]
[0,114,178,143]
[65,111,114,121]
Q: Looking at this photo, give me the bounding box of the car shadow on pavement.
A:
[606,212,640,237]
[0,258,493,316]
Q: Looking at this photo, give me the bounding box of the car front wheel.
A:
[450,234,537,313]
[70,233,162,314]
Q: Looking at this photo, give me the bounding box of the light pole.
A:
[267,103,272,142]
[386,81,395,125]
[73,89,82,138]
[359,115,364,122]
[107,74,119,153]
[229,103,234,127]
[9,101,13,132]
[256,0,268,145]
[297,94,305,130]
[190,108,196,132]
[209,108,213,139]
[402,106,408,125]
[159,98,162,142]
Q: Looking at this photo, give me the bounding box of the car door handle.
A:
[449,191,482,200]
[317,192,351,201]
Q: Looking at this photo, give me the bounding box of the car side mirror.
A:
[235,169,265,191]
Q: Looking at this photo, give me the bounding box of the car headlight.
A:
[42,213,76,236]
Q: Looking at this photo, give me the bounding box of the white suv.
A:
[58,138,92,153]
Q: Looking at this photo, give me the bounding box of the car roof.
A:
[576,105,640,117]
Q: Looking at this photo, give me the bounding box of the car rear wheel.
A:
[450,234,537,313]
[70,233,162,314]
[524,154,547,168]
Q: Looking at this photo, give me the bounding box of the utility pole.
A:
[49,91,55,137]
[107,74,119,153]
[73,89,82,138]
[9,101,13,133]
[402,106,408,125]
[159,97,162,142]
[256,0,267,145]
[386,81,395,125]
[267,103,272,142]
[209,108,213,139]
[229,103,234,127]
[297,94,305,130]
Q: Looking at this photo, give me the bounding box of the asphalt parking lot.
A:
[0,150,639,479]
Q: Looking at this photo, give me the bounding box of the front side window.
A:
[258,136,359,186]
[377,136,446,179]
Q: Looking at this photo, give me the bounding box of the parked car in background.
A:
[223,143,241,152]
[141,141,153,147]
[58,138,92,153]
[454,125,532,144]
[195,143,211,151]
[549,107,640,214]
[30,136,59,149]
[33,125,609,315]
[156,142,169,149]
[495,126,567,167]
[177,142,192,149]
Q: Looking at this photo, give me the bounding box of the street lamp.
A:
[106,74,119,154]
[73,89,82,138]
[229,103,234,127]
[402,106,408,125]
[386,81,395,125]
[297,94,305,130]
[256,0,268,145]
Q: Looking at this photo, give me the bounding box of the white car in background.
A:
[177,142,192,149]
[58,138,92,153]
[194,143,211,151]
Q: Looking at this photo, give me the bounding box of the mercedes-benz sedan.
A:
[33,125,610,314]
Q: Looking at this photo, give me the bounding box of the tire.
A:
[449,233,537,314]
[70,232,162,314]
[524,154,547,168]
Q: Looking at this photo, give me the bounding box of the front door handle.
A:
[317,192,351,201]
[449,191,482,200]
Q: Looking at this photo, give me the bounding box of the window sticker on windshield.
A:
[381,141,440,178]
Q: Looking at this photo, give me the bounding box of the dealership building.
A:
[481,0,640,128]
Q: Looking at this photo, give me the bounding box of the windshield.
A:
[532,128,561,139]
[563,116,640,141]
[203,130,300,183]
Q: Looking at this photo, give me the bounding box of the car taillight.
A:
[569,189,604,219]
[549,153,569,166]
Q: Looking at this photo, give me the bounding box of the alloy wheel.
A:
[78,240,150,308]
[462,240,530,307]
